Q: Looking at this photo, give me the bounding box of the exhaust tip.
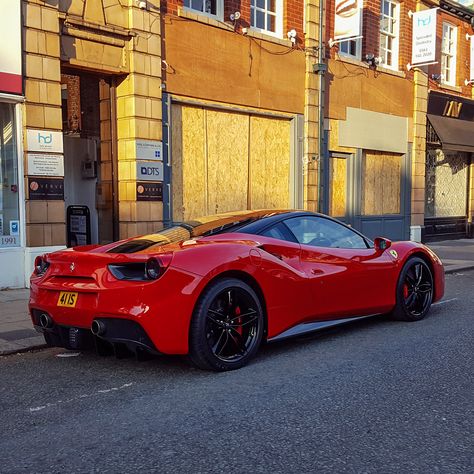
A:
[39,313,53,329]
[91,319,106,336]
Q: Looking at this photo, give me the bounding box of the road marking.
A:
[28,382,134,413]
[432,298,458,306]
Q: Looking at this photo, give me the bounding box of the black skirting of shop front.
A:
[423,217,473,242]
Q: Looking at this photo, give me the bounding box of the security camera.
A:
[137,0,146,9]
[287,29,297,44]
[230,12,241,21]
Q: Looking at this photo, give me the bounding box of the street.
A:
[1,271,473,474]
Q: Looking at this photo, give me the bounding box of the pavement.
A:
[1,238,473,356]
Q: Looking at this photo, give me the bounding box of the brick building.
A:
[1,0,473,288]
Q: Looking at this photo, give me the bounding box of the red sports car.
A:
[29,210,445,371]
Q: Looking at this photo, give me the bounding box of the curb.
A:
[444,265,474,275]
[0,343,48,357]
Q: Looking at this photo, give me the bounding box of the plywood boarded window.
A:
[329,156,347,217]
[362,150,402,215]
[171,103,291,221]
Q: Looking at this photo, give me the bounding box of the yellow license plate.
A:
[57,291,78,308]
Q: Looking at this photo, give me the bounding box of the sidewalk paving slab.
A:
[1,239,473,356]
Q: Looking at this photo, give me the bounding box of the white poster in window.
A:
[334,0,363,40]
[9,220,19,236]
[411,8,437,65]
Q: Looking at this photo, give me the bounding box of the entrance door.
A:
[327,150,410,241]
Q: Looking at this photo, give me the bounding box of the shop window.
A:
[379,0,400,70]
[250,0,283,38]
[441,23,457,86]
[183,0,223,19]
[425,149,469,218]
[0,103,20,248]
[338,38,361,60]
[361,151,401,215]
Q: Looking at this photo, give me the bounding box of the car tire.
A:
[188,278,264,371]
[391,257,434,322]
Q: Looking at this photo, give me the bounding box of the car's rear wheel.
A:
[391,257,434,321]
[188,278,264,371]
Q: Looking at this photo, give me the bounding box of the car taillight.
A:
[34,255,50,276]
[145,255,172,280]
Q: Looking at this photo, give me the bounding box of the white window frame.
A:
[250,0,284,38]
[183,0,224,21]
[379,0,400,70]
[441,22,458,86]
[338,38,362,60]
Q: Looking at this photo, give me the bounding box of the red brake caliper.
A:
[235,306,242,335]
[403,283,409,299]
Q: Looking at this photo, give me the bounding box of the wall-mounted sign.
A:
[27,129,64,153]
[28,177,64,200]
[0,0,22,95]
[27,154,64,177]
[136,182,163,201]
[428,91,474,121]
[136,140,163,161]
[334,0,363,40]
[411,8,437,66]
[136,161,164,182]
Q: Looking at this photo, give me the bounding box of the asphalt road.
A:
[1,272,473,474]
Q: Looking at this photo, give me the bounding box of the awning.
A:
[427,114,474,152]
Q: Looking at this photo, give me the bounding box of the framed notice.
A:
[136,182,163,201]
[28,177,64,200]
[27,154,64,177]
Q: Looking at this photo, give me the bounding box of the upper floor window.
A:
[379,0,400,69]
[339,38,361,60]
[250,0,283,37]
[441,22,457,86]
[183,0,223,19]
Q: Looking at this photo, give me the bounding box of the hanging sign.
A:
[411,8,437,65]
[470,36,474,82]
[0,0,22,95]
[27,129,64,153]
[27,154,64,177]
[334,0,363,40]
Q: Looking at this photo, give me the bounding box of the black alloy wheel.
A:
[189,278,264,371]
[391,257,434,321]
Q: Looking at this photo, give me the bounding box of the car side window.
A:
[284,217,368,249]
[260,222,297,243]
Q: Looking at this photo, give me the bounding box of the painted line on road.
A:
[28,382,134,413]
[432,298,458,306]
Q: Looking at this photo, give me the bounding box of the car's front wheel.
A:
[391,257,434,321]
[188,278,264,371]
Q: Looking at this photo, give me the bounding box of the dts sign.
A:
[136,162,164,182]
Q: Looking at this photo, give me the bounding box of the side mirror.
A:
[374,237,392,252]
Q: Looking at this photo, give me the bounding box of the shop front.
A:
[0,0,25,288]
[424,92,474,241]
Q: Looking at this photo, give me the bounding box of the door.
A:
[283,215,395,320]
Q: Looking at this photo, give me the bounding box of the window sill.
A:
[334,55,369,68]
[375,65,406,78]
[177,8,293,48]
[439,83,462,93]
[178,7,233,31]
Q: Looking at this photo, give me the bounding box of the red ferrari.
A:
[29,210,445,371]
